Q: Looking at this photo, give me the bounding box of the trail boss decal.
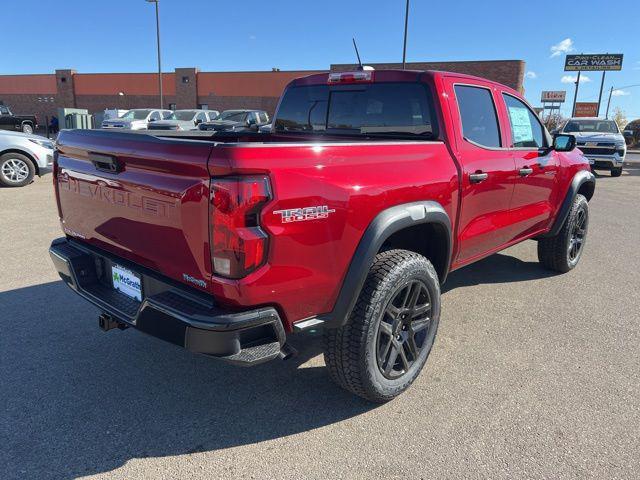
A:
[273,205,336,223]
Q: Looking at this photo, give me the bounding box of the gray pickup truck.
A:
[560,117,626,177]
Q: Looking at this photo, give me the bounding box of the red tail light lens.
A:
[211,176,271,279]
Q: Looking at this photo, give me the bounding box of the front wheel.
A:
[21,123,34,134]
[323,249,441,402]
[0,153,35,187]
[538,194,589,273]
[611,167,622,177]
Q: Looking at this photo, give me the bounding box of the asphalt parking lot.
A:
[1,159,639,479]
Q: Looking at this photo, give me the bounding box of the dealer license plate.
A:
[111,265,142,301]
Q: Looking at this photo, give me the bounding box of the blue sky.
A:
[2,0,639,119]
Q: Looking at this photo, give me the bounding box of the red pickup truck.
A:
[50,69,595,402]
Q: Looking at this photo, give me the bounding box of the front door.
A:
[447,81,517,266]
[501,93,560,240]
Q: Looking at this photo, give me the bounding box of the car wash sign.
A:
[564,54,623,71]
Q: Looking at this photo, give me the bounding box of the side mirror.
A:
[195,118,202,125]
[553,133,576,152]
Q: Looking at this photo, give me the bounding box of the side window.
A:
[502,94,545,148]
[0,106,8,115]
[149,111,161,121]
[195,112,207,122]
[454,85,501,148]
[161,111,172,120]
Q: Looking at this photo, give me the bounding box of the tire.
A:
[0,153,36,187]
[611,167,622,177]
[21,123,34,134]
[538,194,589,273]
[323,249,441,402]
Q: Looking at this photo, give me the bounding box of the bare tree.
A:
[612,107,627,132]
[543,113,566,132]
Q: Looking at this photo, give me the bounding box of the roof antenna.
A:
[352,38,363,71]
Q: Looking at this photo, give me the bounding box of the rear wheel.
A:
[0,153,35,187]
[21,123,34,134]
[323,249,441,402]
[611,167,622,177]
[538,194,589,272]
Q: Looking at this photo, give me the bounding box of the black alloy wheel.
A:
[376,279,432,379]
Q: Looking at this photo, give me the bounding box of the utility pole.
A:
[147,0,163,109]
[402,0,409,69]
[571,70,581,117]
[605,86,614,118]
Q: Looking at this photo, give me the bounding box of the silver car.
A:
[101,109,173,130]
[0,130,54,187]
[561,118,627,177]
[147,109,219,131]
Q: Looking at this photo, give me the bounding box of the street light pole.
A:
[147,0,163,109]
[402,0,409,69]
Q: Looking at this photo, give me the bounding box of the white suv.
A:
[101,109,173,130]
[0,130,54,187]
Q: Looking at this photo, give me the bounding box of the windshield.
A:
[563,120,619,134]
[120,110,151,120]
[166,110,197,121]
[274,83,436,138]
[217,111,248,122]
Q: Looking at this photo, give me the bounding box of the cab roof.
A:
[290,69,520,96]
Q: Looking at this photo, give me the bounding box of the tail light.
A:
[210,176,271,279]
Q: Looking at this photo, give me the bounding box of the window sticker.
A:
[508,106,533,144]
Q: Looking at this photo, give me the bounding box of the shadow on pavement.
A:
[1,250,559,478]
[443,252,556,293]
[592,164,640,178]
[0,281,374,479]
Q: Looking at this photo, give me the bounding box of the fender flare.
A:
[541,170,595,238]
[318,201,452,328]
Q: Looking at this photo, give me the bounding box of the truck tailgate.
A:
[54,130,217,292]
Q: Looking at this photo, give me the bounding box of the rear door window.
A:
[454,85,501,148]
[274,83,436,138]
[502,94,546,148]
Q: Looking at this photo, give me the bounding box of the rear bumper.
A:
[49,238,286,366]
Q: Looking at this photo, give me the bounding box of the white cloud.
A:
[561,74,591,84]
[612,89,631,96]
[550,38,574,58]
[525,71,537,79]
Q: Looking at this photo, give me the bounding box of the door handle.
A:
[469,172,489,183]
[519,167,533,177]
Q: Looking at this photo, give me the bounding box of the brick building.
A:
[0,60,524,120]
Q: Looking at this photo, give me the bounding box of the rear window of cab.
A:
[274,82,438,139]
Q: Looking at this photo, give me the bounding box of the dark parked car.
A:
[0,105,38,134]
[623,119,640,147]
[198,109,269,132]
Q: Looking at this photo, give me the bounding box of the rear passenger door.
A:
[447,80,517,265]
[501,93,560,239]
